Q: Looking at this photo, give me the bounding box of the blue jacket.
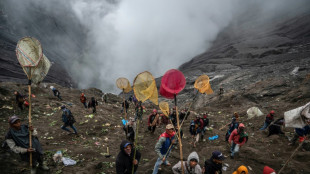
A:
[295,125,310,136]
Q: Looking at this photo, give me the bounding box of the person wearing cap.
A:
[116,140,141,174]
[148,109,159,134]
[4,115,49,174]
[203,151,225,174]
[228,123,248,159]
[232,165,248,174]
[50,86,62,100]
[263,166,276,174]
[60,105,78,135]
[172,151,202,174]
[152,124,176,174]
[260,110,275,130]
[80,93,87,108]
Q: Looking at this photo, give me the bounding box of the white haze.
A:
[3,0,309,93]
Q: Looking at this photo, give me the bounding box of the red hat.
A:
[153,109,157,113]
[263,166,276,174]
[270,110,275,114]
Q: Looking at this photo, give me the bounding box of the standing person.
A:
[172,151,202,174]
[228,123,248,159]
[135,101,144,123]
[193,115,204,147]
[203,151,225,174]
[225,116,239,141]
[50,86,62,100]
[232,165,248,174]
[128,95,133,103]
[201,113,209,142]
[116,140,141,174]
[132,95,138,106]
[88,97,98,113]
[103,93,108,103]
[260,110,275,130]
[148,109,159,134]
[152,124,176,174]
[122,100,129,113]
[219,86,224,96]
[161,114,169,126]
[169,108,177,126]
[60,105,78,135]
[189,120,197,147]
[4,116,49,174]
[123,118,136,143]
[14,91,25,111]
[80,93,87,108]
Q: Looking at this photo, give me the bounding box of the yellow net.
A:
[159,101,169,116]
[194,74,213,94]
[116,77,132,93]
[133,71,158,105]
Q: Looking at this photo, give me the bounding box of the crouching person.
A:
[172,151,202,174]
[116,140,141,174]
[4,116,49,174]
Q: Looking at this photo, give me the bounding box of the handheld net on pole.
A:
[160,69,186,174]
[16,37,51,167]
[132,71,158,174]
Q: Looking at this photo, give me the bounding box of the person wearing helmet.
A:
[260,110,275,130]
[148,109,159,134]
[228,123,248,159]
[152,124,176,174]
[80,93,87,108]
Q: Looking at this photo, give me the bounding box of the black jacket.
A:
[116,140,141,174]
[204,159,222,174]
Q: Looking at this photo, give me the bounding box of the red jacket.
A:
[80,96,86,103]
[194,118,204,130]
[148,113,159,126]
[228,129,246,146]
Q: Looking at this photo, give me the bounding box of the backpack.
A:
[65,109,76,124]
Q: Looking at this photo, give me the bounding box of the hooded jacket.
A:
[116,140,141,174]
[232,165,248,174]
[228,124,247,146]
[263,166,276,174]
[172,151,202,174]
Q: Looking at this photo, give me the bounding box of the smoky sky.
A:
[2,0,309,93]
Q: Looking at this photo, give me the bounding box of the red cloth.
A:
[263,166,276,174]
[228,129,246,146]
[158,131,176,140]
[160,69,186,97]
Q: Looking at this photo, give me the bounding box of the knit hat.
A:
[263,166,276,174]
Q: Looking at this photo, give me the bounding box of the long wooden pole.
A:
[132,120,139,174]
[28,80,32,167]
[175,94,184,174]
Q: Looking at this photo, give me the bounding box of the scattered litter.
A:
[85,114,94,118]
[31,94,36,98]
[95,142,100,146]
[49,121,57,126]
[248,166,252,171]
[53,151,62,163]
[1,106,13,110]
[208,135,219,141]
[62,157,76,166]
[142,159,149,162]
[47,136,54,140]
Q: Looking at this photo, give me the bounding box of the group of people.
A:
[8,88,309,174]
